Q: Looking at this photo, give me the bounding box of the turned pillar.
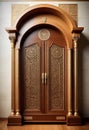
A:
[72,28,84,119]
[67,48,72,116]
[6,29,22,125]
[73,36,79,116]
[6,30,21,116]
[7,31,20,116]
[9,33,16,116]
[15,48,20,116]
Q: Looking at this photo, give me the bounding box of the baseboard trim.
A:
[0,117,89,124]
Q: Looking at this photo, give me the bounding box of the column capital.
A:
[9,33,16,42]
[9,33,16,48]
[72,35,79,42]
[72,27,84,42]
[73,36,79,48]
[6,27,18,48]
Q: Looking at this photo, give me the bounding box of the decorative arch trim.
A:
[15,4,76,30]
[6,4,84,126]
[6,4,83,49]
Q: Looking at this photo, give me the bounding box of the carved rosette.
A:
[38,29,50,41]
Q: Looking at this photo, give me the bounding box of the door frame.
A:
[6,4,84,125]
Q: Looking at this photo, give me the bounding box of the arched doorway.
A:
[6,4,83,125]
[21,25,67,123]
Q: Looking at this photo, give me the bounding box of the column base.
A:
[67,115,82,126]
[7,115,22,126]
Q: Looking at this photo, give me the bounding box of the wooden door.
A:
[21,26,67,123]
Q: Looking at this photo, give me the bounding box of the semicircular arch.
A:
[15,4,77,31]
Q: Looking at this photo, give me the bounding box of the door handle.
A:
[42,73,45,84]
[45,73,47,84]
[42,73,47,84]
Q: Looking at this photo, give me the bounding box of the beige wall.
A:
[0,1,89,117]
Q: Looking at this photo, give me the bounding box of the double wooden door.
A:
[21,27,67,122]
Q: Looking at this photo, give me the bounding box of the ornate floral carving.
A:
[23,43,41,110]
[49,44,64,110]
[38,29,50,41]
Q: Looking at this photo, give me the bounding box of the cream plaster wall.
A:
[0,1,89,118]
[0,2,11,117]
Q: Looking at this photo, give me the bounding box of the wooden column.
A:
[67,48,72,116]
[6,29,22,125]
[15,48,20,116]
[73,37,79,116]
[72,27,84,118]
[9,34,16,116]
[67,27,84,125]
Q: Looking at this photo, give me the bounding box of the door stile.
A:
[45,41,51,114]
[44,41,48,113]
[41,41,45,113]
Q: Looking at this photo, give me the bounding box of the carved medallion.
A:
[38,29,50,41]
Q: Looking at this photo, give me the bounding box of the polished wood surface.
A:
[0,119,89,130]
[6,4,84,125]
[21,27,67,123]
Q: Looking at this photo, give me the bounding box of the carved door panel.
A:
[21,27,67,122]
[46,44,65,112]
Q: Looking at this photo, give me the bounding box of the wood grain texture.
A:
[6,4,84,125]
[0,119,89,130]
[21,27,67,123]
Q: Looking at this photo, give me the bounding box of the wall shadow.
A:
[78,33,89,117]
